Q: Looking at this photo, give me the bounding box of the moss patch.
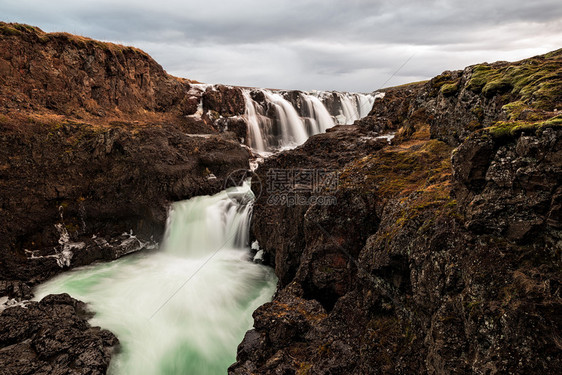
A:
[467,65,495,92]
[467,50,562,111]
[340,139,452,198]
[429,73,460,97]
[486,114,562,140]
[502,101,528,120]
[482,79,513,98]
[0,24,23,37]
[441,82,459,96]
[339,135,459,244]
[11,24,38,33]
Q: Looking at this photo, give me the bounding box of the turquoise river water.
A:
[34,183,277,374]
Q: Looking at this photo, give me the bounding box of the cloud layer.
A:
[2,0,561,91]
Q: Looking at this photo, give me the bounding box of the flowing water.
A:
[34,182,277,375]
[32,85,380,373]
[243,88,378,152]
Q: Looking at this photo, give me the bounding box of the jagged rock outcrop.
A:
[0,113,249,290]
[356,82,425,134]
[203,84,246,117]
[0,293,118,375]
[231,49,562,374]
[250,124,389,286]
[453,125,562,242]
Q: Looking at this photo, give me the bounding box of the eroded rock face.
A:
[356,83,424,134]
[0,118,250,286]
[232,51,562,374]
[250,125,388,286]
[359,49,561,148]
[203,85,246,117]
[0,293,118,375]
[236,126,562,375]
[453,127,562,243]
[0,22,195,118]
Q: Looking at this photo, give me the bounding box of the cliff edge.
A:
[231,49,562,374]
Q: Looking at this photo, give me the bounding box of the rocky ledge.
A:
[231,49,562,374]
[0,293,118,375]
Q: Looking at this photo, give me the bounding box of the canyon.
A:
[0,22,561,374]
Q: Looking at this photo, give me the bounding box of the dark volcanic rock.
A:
[203,85,246,117]
[212,116,249,143]
[0,293,118,375]
[251,125,388,286]
[453,125,562,243]
[357,49,562,148]
[0,280,33,300]
[232,50,562,374]
[0,23,252,290]
[0,119,250,286]
[356,83,425,134]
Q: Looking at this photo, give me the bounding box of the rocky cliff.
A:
[0,23,257,374]
[0,293,117,375]
[231,50,562,374]
[0,23,250,297]
[0,23,199,120]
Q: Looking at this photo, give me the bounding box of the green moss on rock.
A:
[467,50,561,111]
[487,114,562,139]
[12,24,38,33]
[467,65,497,93]
[441,82,459,96]
[502,101,528,120]
[340,139,452,198]
[429,73,459,97]
[482,79,513,98]
[0,24,23,36]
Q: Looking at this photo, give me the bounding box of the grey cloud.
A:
[1,0,561,91]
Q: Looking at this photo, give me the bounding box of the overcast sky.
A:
[1,0,561,92]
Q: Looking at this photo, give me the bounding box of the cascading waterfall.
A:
[242,90,266,152]
[338,94,358,124]
[356,93,377,118]
[30,83,381,374]
[243,88,378,152]
[312,91,378,125]
[34,182,277,375]
[263,90,309,148]
[300,93,334,134]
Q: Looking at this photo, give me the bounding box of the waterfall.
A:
[161,183,254,257]
[34,182,277,375]
[243,88,377,152]
[356,93,377,118]
[262,91,309,147]
[301,93,335,134]
[242,90,266,152]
